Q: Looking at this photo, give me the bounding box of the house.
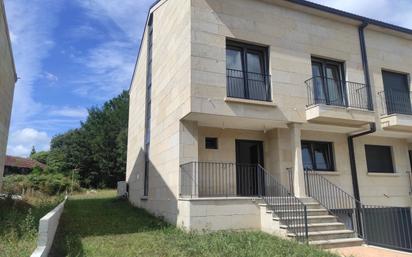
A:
[0,0,17,191]
[126,0,412,250]
[4,155,47,176]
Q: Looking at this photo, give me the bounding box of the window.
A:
[301,141,335,171]
[365,145,394,173]
[143,14,154,197]
[311,57,345,106]
[382,70,411,115]
[226,40,270,101]
[205,137,218,149]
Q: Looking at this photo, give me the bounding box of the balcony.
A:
[305,77,374,126]
[226,69,271,102]
[180,162,264,198]
[378,90,412,131]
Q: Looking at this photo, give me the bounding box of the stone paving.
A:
[330,245,412,257]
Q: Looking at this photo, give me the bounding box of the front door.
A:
[235,140,264,196]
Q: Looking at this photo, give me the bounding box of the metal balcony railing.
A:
[226,69,271,102]
[305,76,372,110]
[378,89,412,116]
[304,169,412,252]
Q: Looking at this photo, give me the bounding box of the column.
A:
[288,123,306,197]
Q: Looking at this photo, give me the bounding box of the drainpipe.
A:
[348,122,376,236]
[358,22,373,111]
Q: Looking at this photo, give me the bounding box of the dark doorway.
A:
[235,140,264,196]
[382,70,411,115]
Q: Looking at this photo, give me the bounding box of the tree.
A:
[30,146,36,157]
[48,91,129,188]
[30,151,49,164]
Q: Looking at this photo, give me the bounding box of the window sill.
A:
[224,97,276,107]
[141,196,148,201]
[367,172,400,177]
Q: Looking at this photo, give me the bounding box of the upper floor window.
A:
[381,70,411,115]
[365,145,394,173]
[310,57,345,107]
[226,40,271,102]
[301,141,335,171]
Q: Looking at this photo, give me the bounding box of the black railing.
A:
[304,169,412,252]
[378,89,412,116]
[179,162,308,242]
[305,76,372,110]
[227,69,271,102]
[259,165,308,243]
[180,162,263,198]
[304,169,364,237]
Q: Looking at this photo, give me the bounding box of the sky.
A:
[3,0,412,157]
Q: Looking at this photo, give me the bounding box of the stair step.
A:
[276,215,337,224]
[282,222,346,232]
[276,209,329,216]
[309,237,363,249]
[288,230,356,241]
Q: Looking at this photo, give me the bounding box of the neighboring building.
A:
[127,0,412,250]
[4,155,47,176]
[0,0,17,191]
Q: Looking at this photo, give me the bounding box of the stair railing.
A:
[258,165,308,243]
[304,169,412,252]
[304,169,365,238]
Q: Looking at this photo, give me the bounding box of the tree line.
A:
[30,91,129,188]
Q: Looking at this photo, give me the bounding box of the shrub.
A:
[3,172,81,195]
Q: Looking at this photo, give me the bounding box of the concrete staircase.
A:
[259,197,363,249]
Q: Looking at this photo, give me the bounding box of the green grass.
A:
[0,193,63,257]
[50,190,339,257]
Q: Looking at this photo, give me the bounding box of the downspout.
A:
[347,123,376,236]
[358,22,373,111]
[346,22,376,236]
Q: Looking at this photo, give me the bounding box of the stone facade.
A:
[0,0,17,191]
[127,0,412,230]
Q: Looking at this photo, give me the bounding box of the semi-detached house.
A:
[126,0,412,250]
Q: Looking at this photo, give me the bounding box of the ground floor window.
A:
[301,141,335,171]
[365,145,394,173]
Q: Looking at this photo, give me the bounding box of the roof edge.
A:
[287,0,412,36]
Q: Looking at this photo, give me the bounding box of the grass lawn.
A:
[0,194,63,257]
[50,190,339,257]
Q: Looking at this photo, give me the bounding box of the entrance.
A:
[235,140,264,196]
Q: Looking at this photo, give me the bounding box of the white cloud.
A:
[43,71,59,83]
[49,106,88,119]
[76,0,154,41]
[4,0,63,130]
[7,128,50,157]
[71,41,136,98]
[309,0,412,29]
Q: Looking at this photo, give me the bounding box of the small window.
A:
[301,141,335,171]
[365,145,394,173]
[205,137,218,149]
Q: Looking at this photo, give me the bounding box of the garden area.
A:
[0,193,63,257]
[49,190,340,257]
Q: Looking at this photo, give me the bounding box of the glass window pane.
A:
[365,145,394,173]
[247,52,263,74]
[301,143,313,170]
[226,48,243,71]
[314,144,329,170]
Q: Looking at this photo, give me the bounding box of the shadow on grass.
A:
[49,195,169,257]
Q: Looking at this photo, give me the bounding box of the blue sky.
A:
[4,0,412,157]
